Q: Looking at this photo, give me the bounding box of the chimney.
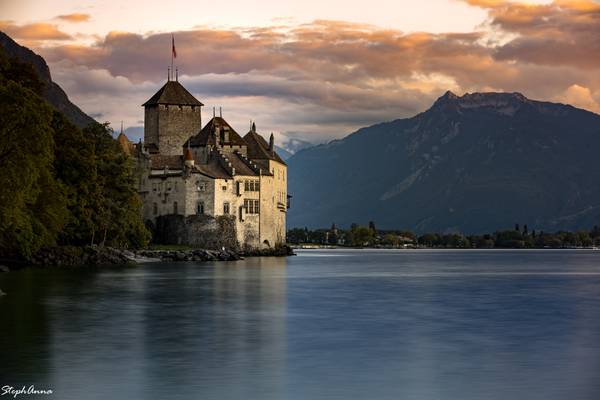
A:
[269,133,274,153]
[213,126,220,146]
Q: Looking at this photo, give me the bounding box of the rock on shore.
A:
[24,244,295,266]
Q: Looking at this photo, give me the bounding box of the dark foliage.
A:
[0,48,148,259]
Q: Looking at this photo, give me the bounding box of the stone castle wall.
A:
[145,104,202,155]
[144,107,159,147]
[260,160,287,246]
[141,173,187,222]
[153,214,238,250]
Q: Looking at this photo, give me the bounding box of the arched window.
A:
[223,202,230,214]
[173,201,178,214]
[197,202,204,214]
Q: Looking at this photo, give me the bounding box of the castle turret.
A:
[142,80,204,156]
[117,122,134,155]
[184,148,194,167]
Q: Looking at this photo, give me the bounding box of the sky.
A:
[1,0,599,149]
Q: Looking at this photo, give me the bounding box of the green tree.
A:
[0,81,68,257]
[382,234,400,247]
[351,226,374,246]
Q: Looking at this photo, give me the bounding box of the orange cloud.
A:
[0,21,72,41]
[34,16,599,111]
[55,13,91,23]
[8,5,596,140]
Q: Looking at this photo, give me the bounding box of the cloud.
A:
[558,84,599,111]
[55,13,91,23]
[11,1,598,142]
[465,0,600,69]
[0,21,72,41]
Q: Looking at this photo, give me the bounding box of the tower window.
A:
[173,201,178,215]
[197,202,205,214]
[153,203,158,215]
[223,202,230,214]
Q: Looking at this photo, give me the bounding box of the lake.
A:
[1,249,600,400]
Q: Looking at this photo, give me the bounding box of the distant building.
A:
[121,78,288,249]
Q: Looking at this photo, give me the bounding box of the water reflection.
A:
[2,251,600,400]
[0,259,287,400]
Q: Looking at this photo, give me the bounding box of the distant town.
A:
[288,223,600,249]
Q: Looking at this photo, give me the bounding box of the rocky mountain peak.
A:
[288,91,600,233]
[0,31,96,128]
[432,90,531,116]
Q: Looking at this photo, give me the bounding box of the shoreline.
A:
[0,245,295,272]
[292,245,600,251]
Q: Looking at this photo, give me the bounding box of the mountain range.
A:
[0,31,96,128]
[287,91,600,233]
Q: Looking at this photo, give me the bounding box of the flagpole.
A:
[171,34,174,81]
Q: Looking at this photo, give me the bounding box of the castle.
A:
[120,77,288,249]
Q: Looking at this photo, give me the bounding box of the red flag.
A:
[172,35,177,58]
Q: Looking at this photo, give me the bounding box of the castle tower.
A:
[142,80,204,155]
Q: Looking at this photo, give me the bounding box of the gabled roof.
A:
[185,117,247,147]
[192,152,259,178]
[149,154,183,169]
[227,152,259,176]
[142,81,204,107]
[243,129,286,165]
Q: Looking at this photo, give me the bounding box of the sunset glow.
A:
[1,0,598,146]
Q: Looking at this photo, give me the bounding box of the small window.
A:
[197,202,205,214]
[153,203,158,215]
[173,201,178,214]
[223,202,230,214]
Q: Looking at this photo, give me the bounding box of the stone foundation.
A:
[152,214,239,250]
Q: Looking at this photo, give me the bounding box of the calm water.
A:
[1,249,600,400]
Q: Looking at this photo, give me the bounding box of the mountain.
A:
[287,91,600,233]
[280,136,315,154]
[0,31,96,128]
[275,145,293,161]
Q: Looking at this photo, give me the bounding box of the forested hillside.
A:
[0,47,148,259]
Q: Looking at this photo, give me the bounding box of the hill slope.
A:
[0,31,96,128]
[287,91,600,233]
